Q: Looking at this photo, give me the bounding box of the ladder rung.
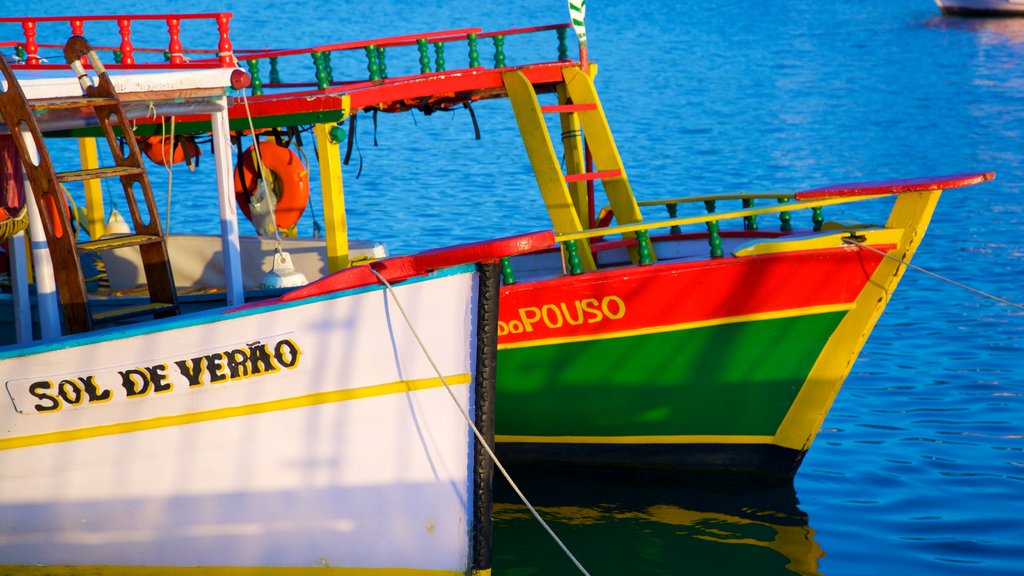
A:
[77,234,162,254]
[540,103,598,113]
[565,169,623,183]
[56,165,144,183]
[29,96,120,111]
[92,302,178,323]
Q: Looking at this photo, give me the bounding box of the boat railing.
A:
[0,13,235,68]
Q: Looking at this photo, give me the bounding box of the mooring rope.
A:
[843,237,1024,311]
[367,267,591,576]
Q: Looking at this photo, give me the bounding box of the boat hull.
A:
[936,0,1024,15]
[0,265,492,573]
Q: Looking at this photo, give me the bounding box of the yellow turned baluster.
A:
[313,99,351,272]
[78,137,106,240]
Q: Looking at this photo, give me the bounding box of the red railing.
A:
[0,13,234,67]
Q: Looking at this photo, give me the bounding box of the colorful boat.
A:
[0,14,996,478]
[935,0,1024,15]
[0,34,556,573]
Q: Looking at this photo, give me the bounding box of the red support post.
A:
[22,21,39,65]
[70,19,85,36]
[166,18,183,64]
[217,14,234,67]
[117,18,135,65]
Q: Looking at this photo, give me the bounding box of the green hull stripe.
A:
[495,311,845,437]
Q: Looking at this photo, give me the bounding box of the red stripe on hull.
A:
[498,247,886,345]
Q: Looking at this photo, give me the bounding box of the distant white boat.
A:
[936,0,1024,15]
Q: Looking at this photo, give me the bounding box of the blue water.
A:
[4,0,1024,573]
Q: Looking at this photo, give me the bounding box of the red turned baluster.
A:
[117,18,135,65]
[166,18,183,64]
[217,14,234,66]
[22,21,39,65]
[70,20,88,65]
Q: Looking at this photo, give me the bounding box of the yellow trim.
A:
[496,434,774,445]
[772,190,942,450]
[0,373,471,451]
[470,570,492,576]
[731,228,904,257]
[0,567,464,575]
[497,303,853,350]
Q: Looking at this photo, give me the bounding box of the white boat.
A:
[0,35,553,573]
[936,0,1024,15]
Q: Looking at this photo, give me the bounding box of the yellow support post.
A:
[77,137,106,239]
[314,117,350,272]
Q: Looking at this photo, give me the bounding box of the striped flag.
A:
[569,0,587,44]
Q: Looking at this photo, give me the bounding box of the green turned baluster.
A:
[312,51,330,90]
[269,57,281,84]
[376,47,387,79]
[706,220,724,258]
[163,50,171,62]
[564,240,583,275]
[114,50,122,64]
[246,59,263,96]
[742,198,758,231]
[365,45,381,81]
[500,257,516,285]
[636,230,653,265]
[493,35,506,68]
[778,197,793,232]
[434,41,445,72]
[417,38,431,73]
[812,207,824,231]
[667,203,681,234]
[15,45,25,61]
[324,51,334,83]
[557,27,569,60]
[468,33,480,68]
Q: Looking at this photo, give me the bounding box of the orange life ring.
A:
[140,135,201,169]
[233,142,310,231]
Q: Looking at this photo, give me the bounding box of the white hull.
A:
[0,266,487,572]
[936,0,1024,14]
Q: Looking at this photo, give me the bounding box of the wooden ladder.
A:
[502,66,652,270]
[0,36,179,335]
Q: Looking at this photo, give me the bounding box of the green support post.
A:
[468,33,480,68]
[365,45,381,81]
[742,198,758,231]
[493,35,505,68]
[812,207,824,231]
[778,197,793,232]
[312,51,330,89]
[417,38,431,73]
[15,45,25,61]
[667,203,681,234]
[704,199,716,214]
[434,41,445,72]
[376,47,387,79]
[269,57,281,84]
[706,220,724,258]
[557,28,569,60]
[246,59,263,96]
[163,50,171,62]
[636,230,653,265]
[500,257,516,285]
[114,50,122,64]
[565,240,583,275]
[325,51,334,83]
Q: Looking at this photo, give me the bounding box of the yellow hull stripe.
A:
[0,374,471,452]
[497,303,853,350]
[0,567,466,575]
[496,434,775,445]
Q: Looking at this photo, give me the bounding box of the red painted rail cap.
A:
[281,230,554,302]
[794,172,995,200]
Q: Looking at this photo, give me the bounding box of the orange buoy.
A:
[233,141,310,231]
[140,135,201,170]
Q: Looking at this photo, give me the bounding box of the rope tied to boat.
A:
[366,267,592,576]
[842,236,1024,311]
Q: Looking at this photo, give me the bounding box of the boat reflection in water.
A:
[493,470,823,575]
